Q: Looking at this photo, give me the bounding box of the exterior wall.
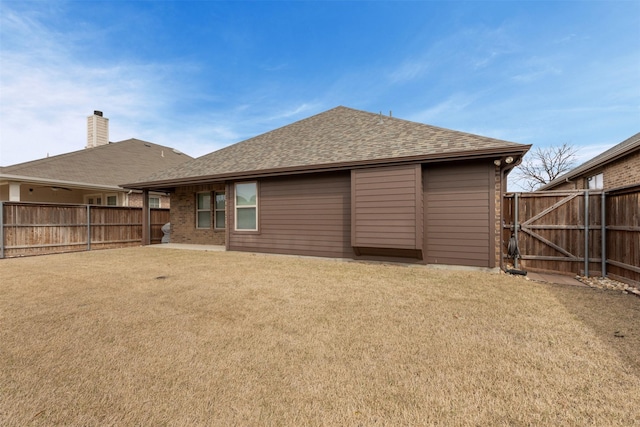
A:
[546,149,640,191]
[603,150,640,189]
[0,183,170,207]
[170,161,504,269]
[170,183,226,245]
[126,192,171,208]
[351,165,422,257]
[423,161,494,268]
[228,172,352,258]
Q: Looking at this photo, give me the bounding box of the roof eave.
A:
[123,145,531,191]
[1,173,125,192]
[540,142,640,190]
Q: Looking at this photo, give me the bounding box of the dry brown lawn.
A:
[1,247,639,426]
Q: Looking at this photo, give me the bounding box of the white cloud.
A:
[407,93,481,124]
[388,59,430,84]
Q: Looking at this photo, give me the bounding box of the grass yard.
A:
[1,247,639,426]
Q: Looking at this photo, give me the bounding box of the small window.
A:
[149,197,160,209]
[235,182,257,231]
[86,194,102,205]
[196,192,211,229]
[106,194,118,206]
[214,192,226,229]
[587,173,603,190]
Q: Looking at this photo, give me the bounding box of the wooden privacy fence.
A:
[0,202,170,258]
[503,184,640,287]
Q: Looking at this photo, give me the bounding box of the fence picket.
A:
[0,202,169,258]
[504,185,640,288]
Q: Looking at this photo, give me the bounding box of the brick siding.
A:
[495,165,503,268]
[127,192,171,208]
[170,184,226,245]
[545,149,640,191]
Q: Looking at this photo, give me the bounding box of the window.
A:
[106,194,118,206]
[214,192,226,229]
[587,173,603,190]
[149,197,160,209]
[85,194,102,205]
[196,192,211,228]
[235,182,257,230]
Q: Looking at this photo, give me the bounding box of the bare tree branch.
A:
[512,143,577,191]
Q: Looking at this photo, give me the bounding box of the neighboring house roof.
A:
[127,106,530,189]
[1,139,192,191]
[539,132,640,190]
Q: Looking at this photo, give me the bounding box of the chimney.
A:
[87,110,109,148]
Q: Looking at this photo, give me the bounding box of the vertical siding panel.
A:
[352,165,421,252]
[424,161,492,267]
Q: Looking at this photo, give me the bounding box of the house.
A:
[539,132,640,191]
[125,106,530,269]
[0,111,192,207]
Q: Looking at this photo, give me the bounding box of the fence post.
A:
[601,192,606,278]
[0,201,4,259]
[584,190,589,277]
[87,205,91,251]
[514,193,519,270]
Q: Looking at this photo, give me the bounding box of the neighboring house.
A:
[125,106,530,269]
[0,111,193,207]
[539,132,640,191]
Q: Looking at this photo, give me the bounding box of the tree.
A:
[512,142,577,191]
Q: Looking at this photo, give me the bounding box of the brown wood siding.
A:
[424,162,493,267]
[228,172,352,258]
[351,165,422,253]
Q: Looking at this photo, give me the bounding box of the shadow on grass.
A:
[545,283,640,373]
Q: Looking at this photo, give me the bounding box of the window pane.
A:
[588,173,603,190]
[236,183,256,206]
[197,193,211,209]
[215,193,226,209]
[149,197,160,208]
[215,211,226,229]
[236,207,256,230]
[107,196,117,206]
[197,211,211,228]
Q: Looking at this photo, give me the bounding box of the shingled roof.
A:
[1,139,192,189]
[539,131,640,190]
[127,106,530,189]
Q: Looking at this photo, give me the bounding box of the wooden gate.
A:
[503,186,639,287]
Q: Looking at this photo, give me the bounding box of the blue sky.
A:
[1,1,638,179]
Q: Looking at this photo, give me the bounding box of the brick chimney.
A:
[86,110,109,148]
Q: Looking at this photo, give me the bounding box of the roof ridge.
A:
[3,138,189,170]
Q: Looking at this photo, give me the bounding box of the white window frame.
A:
[587,173,603,190]
[85,193,103,205]
[196,192,212,229]
[214,191,226,230]
[105,193,119,206]
[235,182,258,231]
[149,196,161,209]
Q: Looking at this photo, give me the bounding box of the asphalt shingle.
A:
[137,106,528,185]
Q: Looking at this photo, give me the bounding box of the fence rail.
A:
[503,184,640,288]
[0,202,169,258]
